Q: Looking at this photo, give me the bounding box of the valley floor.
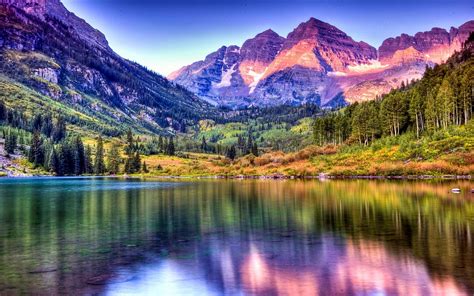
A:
[136,146,473,179]
[140,124,474,178]
[1,150,472,179]
[2,126,473,179]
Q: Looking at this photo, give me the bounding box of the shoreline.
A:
[146,174,473,181]
[1,173,471,180]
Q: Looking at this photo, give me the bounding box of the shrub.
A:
[254,156,271,166]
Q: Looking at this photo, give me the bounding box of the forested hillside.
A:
[0,3,216,136]
[314,33,473,147]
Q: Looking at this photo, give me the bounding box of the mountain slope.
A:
[170,18,474,108]
[0,0,215,135]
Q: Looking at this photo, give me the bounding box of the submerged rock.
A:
[86,274,136,285]
[28,267,57,274]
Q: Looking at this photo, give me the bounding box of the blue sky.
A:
[62,0,473,76]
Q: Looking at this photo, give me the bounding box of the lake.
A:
[0,178,473,295]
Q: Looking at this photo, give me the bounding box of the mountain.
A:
[0,0,214,135]
[169,18,474,108]
[169,29,286,107]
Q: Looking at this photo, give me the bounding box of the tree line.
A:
[26,129,177,176]
[224,133,259,160]
[0,98,179,175]
[0,101,67,143]
[314,36,473,146]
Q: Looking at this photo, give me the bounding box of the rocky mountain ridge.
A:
[0,0,109,49]
[0,0,214,134]
[170,18,474,107]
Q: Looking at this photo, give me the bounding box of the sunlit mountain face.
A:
[170,18,474,108]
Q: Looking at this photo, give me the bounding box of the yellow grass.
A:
[136,144,473,177]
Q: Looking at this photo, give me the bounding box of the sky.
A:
[61,0,473,76]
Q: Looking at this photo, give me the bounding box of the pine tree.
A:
[74,136,85,175]
[124,158,133,174]
[134,138,140,154]
[52,117,66,143]
[142,161,149,173]
[29,131,44,167]
[94,136,106,175]
[56,144,67,176]
[125,129,134,155]
[133,151,141,172]
[48,147,59,175]
[42,142,52,171]
[84,145,93,174]
[4,129,17,155]
[41,114,53,138]
[246,134,253,155]
[201,136,207,153]
[251,142,259,156]
[163,138,168,154]
[32,114,43,132]
[226,145,236,161]
[167,137,175,156]
[58,146,69,176]
[59,141,75,175]
[158,136,164,153]
[107,145,122,174]
[237,135,245,152]
[0,100,6,123]
[124,129,137,173]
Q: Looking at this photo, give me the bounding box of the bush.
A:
[254,156,271,166]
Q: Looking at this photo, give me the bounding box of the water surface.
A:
[0,178,473,295]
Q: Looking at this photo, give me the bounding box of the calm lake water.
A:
[0,178,473,295]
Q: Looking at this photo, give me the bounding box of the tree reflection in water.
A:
[0,178,472,295]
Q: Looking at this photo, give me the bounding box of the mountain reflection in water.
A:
[106,235,468,295]
[0,178,472,295]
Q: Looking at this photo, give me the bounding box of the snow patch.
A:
[248,68,267,94]
[213,64,236,88]
[327,71,347,77]
[347,60,389,73]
